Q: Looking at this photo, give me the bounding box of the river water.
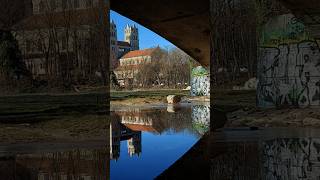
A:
[2,103,320,179]
[110,103,210,180]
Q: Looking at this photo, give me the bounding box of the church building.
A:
[110,20,139,70]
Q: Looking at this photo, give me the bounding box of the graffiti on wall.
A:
[191,105,210,135]
[262,138,320,179]
[260,14,309,46]
[209,138,320,179]
[191,66,210,96]
[257,14,320,107]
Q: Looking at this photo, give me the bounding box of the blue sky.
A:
[110,10,175,49]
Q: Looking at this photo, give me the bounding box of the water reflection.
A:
[0,148,109,180]
[110,104,210,179]
[192,105,210,135]
[110,105,211,159]
[2,104,320,179]
[0,104,211,180]
[110,119,142,160]
[210,138,320,179]
[158,129,320,180]
[262,138,320,179]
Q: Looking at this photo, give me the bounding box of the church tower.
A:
[110,20,118,51]
[124,24,139,50]
[110,20,119,69]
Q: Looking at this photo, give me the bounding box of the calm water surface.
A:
[0,103,210,180]
[110,104,210,180]
[3,104,320,179]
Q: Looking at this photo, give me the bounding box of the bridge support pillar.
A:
[257,13,320,108]
[190,66,210,96]
[210,0,320,108]
[209,0,257,91]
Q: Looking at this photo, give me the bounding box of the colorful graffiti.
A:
[191,105,210,135]
[261,14,310,47]
[257,14,320,107]
[191,66,210,96]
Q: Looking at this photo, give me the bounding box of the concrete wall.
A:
[262,138,320,179]
[257,14,320,107]
[191,66,210,96]
[209,138,320,179]
[191,105,210,135]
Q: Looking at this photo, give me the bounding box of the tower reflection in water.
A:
[110,104,211,161]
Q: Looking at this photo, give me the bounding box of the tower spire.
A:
[124,23,139,50]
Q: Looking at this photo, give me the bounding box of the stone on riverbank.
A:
[167,95,181,104]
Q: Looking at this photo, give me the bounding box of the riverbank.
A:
[0,89,190,118]
[226,107,320,127]
[0,90,189,143]
[0,114,110,143]
[3,88,320,143]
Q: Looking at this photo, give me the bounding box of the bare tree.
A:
[13,0,109,91]
[210,0,258,86]
[135,47,193,89]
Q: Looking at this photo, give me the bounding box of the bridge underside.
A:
[110,0,210,66]
[110,0,320,67]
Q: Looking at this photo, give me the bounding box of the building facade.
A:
[110,21,140,70]
[12,0,139,83]
[12,0,109,84]
[114,48,159,87]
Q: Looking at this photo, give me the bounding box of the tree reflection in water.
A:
[110,104,211,160]
[0,149,109,180]
[0,104,211,180]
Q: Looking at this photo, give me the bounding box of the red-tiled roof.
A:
[120,48,156,59]
[123,124,158,133]
[117,41,130,47]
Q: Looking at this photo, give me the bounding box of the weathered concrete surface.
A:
[110,0,210,66]
[110,0,320,67]
[278,0,320,38]
[257,13,320,108]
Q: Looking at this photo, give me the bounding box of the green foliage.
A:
[260,14,311,47]
[191,66,209,77]
[192,122,209,135]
